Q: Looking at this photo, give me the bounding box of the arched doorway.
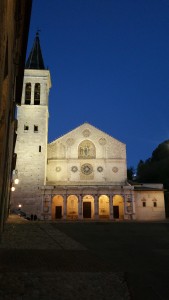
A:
[52,195,63,220]
[99,195,110,219]
[67,195,78,219]
[113,195,124,219]
[82,195,94,218]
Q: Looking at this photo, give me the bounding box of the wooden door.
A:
[55,206,62,219]
[113,206,119,219]
[83,202,91,218]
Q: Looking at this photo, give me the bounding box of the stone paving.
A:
[0,215,130,300]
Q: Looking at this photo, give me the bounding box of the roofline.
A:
[48,122,126,146]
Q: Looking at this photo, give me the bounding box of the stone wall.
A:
[0,0,32,233]
[47,123,127,185]
[11,69,51,216]
[134,189,165,220]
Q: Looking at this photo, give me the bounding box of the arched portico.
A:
[43,188,130,221]
[99,195,110,219]
[82,195,94,218]
[52,195,63,220]
[67,195,78,219]
[113,195,124,219]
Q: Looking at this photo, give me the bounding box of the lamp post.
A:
[14,178,19,184]
[11,169,19,191]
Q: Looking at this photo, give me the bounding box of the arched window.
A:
[34,83,40,105]
[78,140,96,159]
[25,83,31,104]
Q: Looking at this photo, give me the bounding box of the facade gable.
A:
[48,122,126,160]
[47,123,127,185]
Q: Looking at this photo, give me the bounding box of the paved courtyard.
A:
[1,215,169,299]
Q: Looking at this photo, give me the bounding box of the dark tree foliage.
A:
[127,167,135,180]
[151,140,169,162]
[137,140,169,188]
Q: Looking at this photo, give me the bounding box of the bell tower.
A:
[11,33,51,217]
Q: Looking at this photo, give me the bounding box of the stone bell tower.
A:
[11,33,51,216]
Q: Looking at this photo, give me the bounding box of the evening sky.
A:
[26,0,169,169]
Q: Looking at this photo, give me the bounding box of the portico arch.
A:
[67,195,78,219]
[99,195,110,219]
[52,195,63,220]
[113,195,124,219]
[82,195,94,218]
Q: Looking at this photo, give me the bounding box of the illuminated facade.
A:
[11,34,166,221]
[42,123,165,221]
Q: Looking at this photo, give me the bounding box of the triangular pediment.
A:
[48,122,126,160]
[49,122,125,144]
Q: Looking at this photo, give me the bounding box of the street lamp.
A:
[14,178,19,184]
[11,169,19,191]
[14,169,19,184]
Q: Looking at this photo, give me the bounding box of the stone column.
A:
[131,193,136,219]
[109,194,113,220]
[63,194,67,219]
[132,194,135,213]
[43,194,51,220]
[94,194,99,219]
[41,193,45,220]
[123,194,127,215]
[22,83,26,104]
[124,193,134,220]
[40,83,46,105]
[78,194,83,219]
[48,194,52,216]
[31,83,35,104]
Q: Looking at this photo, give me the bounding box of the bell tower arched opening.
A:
[34,83,40,105]
[25,83,31,104]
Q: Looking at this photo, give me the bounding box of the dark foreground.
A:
[1,215,169,299]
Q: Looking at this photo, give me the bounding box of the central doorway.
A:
[55,206,62,219]
[83,202,91,218]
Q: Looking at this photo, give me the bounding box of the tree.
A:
[127,167,135,181]
[137,140,169,188]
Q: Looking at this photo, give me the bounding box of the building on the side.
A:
[0,0,32,234]
[11,34,166,221]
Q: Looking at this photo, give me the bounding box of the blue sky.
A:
[27,0,169,169]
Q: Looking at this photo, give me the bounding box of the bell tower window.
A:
[34,83,40,105]
[25,83,31,104]
[34,125,38,132]
[24,125,29,131]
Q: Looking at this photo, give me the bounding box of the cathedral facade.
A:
[11,34,166,221]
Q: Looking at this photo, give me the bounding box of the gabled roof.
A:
[128,181,165,191]
[49,122,125,146]
[25,32,45,70]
